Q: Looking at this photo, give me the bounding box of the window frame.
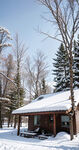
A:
[34,115,40,126]
[49,115,53,123]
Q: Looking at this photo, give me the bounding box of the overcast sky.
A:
[0,0,60,82]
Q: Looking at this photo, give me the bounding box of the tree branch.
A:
[40,30,63,43]
[0,72,16,87]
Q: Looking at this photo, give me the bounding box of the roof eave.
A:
[12,110,68,116]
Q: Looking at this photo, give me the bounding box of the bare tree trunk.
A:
[0,102,2,128]
[14,115,17,129]
[69,49,74,140]
[69,50,74,109]
[3,79,8,97]
[70,115,73,140]
[11,116,13,127]
[8,113,11,127]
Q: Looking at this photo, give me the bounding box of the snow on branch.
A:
[0,26,10,36]
[0,97,10,102]
[0,72,16,87]
[0,26,12,52]
[0,43,12,47]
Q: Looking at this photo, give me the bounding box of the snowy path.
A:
[0,127,79,150]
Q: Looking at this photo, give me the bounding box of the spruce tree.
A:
[53,43,70,92]
[74,35,79,89]
[13,71,25,108]
[7,73,25,127]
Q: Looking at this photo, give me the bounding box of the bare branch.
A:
[40,30,63,42]
[0,72,16,87]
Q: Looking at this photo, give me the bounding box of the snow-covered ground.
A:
[0,126,79,150]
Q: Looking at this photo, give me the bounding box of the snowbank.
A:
[0,127,79,150]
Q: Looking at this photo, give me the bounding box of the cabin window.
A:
[34,115,40,126]
[61,115,69,128]
[49,115,53,122]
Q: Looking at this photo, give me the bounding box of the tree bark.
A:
[69,49,74,140]
[17,115,21,136]
[0,102,2,128]
[14,115,17,128]
[70,115,74,140]
[8,113,11,127]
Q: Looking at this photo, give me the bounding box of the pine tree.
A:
[74,35,79,89]
[7,74,25,127]
[13,71,25,108]
[53,43,70,92]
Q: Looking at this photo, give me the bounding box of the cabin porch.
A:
[16,111,71,137]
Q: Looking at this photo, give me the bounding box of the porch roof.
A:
[12,89,79,115]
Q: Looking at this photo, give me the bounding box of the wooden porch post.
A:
[53,114,56,137]
[17,115,21,136]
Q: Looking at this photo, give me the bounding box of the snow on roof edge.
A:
[12,89,79,115]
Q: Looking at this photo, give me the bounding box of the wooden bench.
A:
[38,134,48,140]
[20,131,37,138]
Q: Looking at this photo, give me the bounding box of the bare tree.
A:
[2,54,14,97]
[13,33,27,69]
[25,56,34,101]
[37,0,79,140]
[33,51,48,98]
[25,51,48,100]
[13,33,27,107]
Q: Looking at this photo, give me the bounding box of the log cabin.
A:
[12,89,79,137]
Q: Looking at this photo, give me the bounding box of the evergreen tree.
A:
[12,72,25,108]
[74,35,79,89]
[53,43,70,92]
[7,74,25,127]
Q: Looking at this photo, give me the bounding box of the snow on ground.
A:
[0,126,79,150]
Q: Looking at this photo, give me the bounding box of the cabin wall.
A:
[28,113,70,134]
[28,115,34,131]
[40,115,53,133]
[56,114,70,134]
[28,115,54,133]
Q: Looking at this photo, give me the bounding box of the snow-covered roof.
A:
[12,89,79,115]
